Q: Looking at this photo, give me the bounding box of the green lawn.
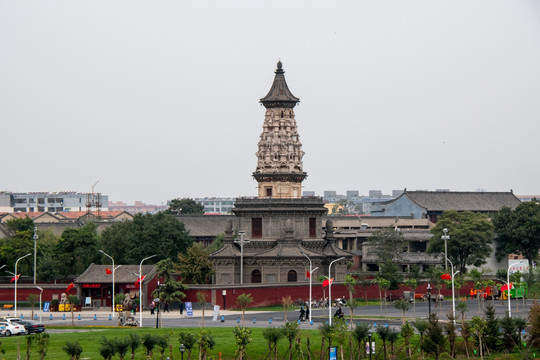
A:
[0,325,536,359]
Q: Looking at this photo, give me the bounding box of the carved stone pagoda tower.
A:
[211,62,351,286]
[254,60,306,199]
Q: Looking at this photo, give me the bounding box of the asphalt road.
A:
[8,298,534,330]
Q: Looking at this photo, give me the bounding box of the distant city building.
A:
[302,191,315,197]
[0,191,109,213]
[195,197,235,214]
[109,201,167,214]
[516,195,540,203]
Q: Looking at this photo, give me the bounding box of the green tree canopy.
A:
[1,217,35,274]
[368,226,406,264]
[152,258,188,305]
[100,212,193,264]
[55,223,100,275]
[176,243,215,284]
[164,198,204,215]
[493,202,540,275]
[427,210,494,273]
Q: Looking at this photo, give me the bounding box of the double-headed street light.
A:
[299,249,319,324]
[443,255,460,324]
[328,257,345,325]
[33,227,38,284]
[139,254,157,327]
[11,253,32,317]
[234,231,250,284]
[99,250,117,318]
[507,259,528,318]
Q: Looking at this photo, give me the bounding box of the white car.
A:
[0,321,26,336]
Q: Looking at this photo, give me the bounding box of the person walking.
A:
[150,301,155,315]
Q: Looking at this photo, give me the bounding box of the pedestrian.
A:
[305,307,310,321]
[150,301,155,315]
[299,306,306,321]
[179,301,184,315]
[164,302,169,312]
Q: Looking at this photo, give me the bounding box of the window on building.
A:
[266,188,273,197]
[309,218,317,238]
[251,270,261,283]
[252,218,262,238]
[287,270,297,282]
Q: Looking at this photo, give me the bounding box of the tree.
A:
[494,202,540,285]
[281,295,293,323]
[421,314,446,360]
[197,292,208,328]
[127,333,141,360]
[401,321,414,357]
[394,299,410,325]
[262,327,283,360]
[36,333,50,360]
[233,326,252,360]
[178,331,197,360]
[236,293,253,326]
[99,337,116,360]
[368,227,406,264]
[376,326,391,360]
[100,212,194,264]
[152,258,188,309]
[352,323,370,359]
[63,341,83,360]
[206,233,224,253]
[413,319,429,358]
[176,243,215,284]
[1,217,35,274]
[343,274,358,329]
[470,316,487,360]
[67,294,80,326]
[428,210,494,274]
[165,198,204,215]
[27,293,39,321]
[404,278,418,316]
[197,329,215,360]
[55,223,100,275]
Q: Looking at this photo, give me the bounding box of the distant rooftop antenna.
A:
[86,181,102,219]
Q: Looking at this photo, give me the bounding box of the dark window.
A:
[287,270,297,282]
[309,218,317,238]
[252,218,262,238]
[266,188,273,197]
[251,270,261,283]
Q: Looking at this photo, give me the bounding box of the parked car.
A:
[15,320,46,334]
[0,321,26,336]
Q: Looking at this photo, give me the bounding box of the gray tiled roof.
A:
[404,191,520,212]
[176,215,235,237]
[75,264,157,284]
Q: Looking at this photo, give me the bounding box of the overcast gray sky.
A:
[2,1,539,204]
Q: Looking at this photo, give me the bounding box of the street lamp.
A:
[33,227,38,284]
[507,259,528,318]
[139,254,156,327]
[13,253,32,317]
[443,255,460,324]
[441,228,450,271]
[427,283,432,317]
[367,330,373,360]
[300,249,318,324]
[99,250,116,318]
[234,231,250,284]
[36,286,43,322]
[328,256,345,325]
[179,344,186,360]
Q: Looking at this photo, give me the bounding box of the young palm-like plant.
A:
[393,299,410,325]
[178,331,197,360]
[352,322,370,360]
[263,327,283,360]
[99,337,116,360]
[142,334,159,359]
[412,319,428,358]
[127,333,140,360]
[36,333,49,360]
[63,341,83,360]
[282,295,293,323]
[400,321,414,357]
[236,293,253,326]
[387,328,400,357]
[376,326,390,360]
[233,326,252,360]
[197,292,208,328]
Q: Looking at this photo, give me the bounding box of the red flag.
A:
[10,274,20,282]
[66,282,74,291]
[441,273,451,280]
[322,278,334,287]
[306,271,310,278]
[135,275,146,287]
[105,268,112,275]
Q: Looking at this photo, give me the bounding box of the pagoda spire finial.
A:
[260,60,299,109]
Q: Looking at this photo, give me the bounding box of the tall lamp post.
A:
[99,250,116,318]
[234,231,250,284]
[33,227,38,284]
[443,255,460,324]
[36,286,43,322]
[12,253,32,318]
[427,283,432,317]
[441,228,450,271]
[328,256,345,325]
[139,254,156,327]
[507,259,528,318]
[299,250,318,324]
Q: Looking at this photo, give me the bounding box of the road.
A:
[8,298,533,330]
